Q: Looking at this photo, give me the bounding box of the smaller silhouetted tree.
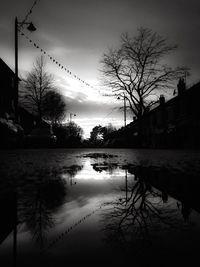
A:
[89,125,104,145]
[43,90,67,125]
[53,122,83,147]
[89,124,117,147]
[103,123,116,138]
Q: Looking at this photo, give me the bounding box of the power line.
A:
[102,97,122,121]
[103,106,119,120]
[102,99,132,123]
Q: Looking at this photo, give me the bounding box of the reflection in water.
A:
[0,164,84,263]
[61,164,83,186]
[98,164,199,252]
[178,201,191,222]
[18,175,67,248]
[63,164,83,178]
[129,165,200,218]
[1,152,200,266]
[92,162,118,174]
[102,172,169,247]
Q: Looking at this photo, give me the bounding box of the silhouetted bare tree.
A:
[101,28,188,119]
[21,56,54,120]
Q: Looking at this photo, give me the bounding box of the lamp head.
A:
[27,22,36,32]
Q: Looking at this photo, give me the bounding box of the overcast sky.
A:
[1,0,200,137]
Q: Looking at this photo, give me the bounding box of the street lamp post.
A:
[13,16,36,267]
[125,169,128,203]
[117,94,126,127]
[14,17,18,123]
[14,17,36,123]
[123,94,126,127]
[69,113,76,122]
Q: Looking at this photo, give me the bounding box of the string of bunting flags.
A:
[42,204,103,253]
[18,28,98,91]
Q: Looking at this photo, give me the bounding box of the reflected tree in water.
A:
[102,166,187,249]
[63,164,83,186]
[17,169,67,249]
[0,162,84,262]
[62,164,83,177]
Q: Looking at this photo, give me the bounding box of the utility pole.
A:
[125,169,128,203]
[123,94,126,127]
[13,191,17,267]
[117,94,127,127]
[69,113,76,122]
[14,17,18,123]
[14,17,36,123]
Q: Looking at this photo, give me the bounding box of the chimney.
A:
[159,94,165,106]
[177,78,186,95]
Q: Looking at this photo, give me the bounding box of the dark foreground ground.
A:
[0,148,200,267]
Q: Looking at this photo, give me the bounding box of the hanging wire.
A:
[105,95,123,117]
[19,0,41,29]
[103,106,119,120]
[19,28,101,93]
[17,0,102,94]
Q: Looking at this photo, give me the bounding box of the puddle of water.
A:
[0,149,200,266]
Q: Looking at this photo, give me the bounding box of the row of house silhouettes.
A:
[124,78,200,148]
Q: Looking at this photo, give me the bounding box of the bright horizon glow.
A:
[74,117,132,139]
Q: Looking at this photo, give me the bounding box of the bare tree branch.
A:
[100,27,189,119]
[19,56,54,120]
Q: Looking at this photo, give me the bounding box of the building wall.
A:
[0,59,16,119]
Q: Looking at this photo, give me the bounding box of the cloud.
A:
[65,97,113,116]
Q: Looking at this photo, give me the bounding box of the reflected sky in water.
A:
[1,149,200,267]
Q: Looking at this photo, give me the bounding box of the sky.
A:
[1,0,200,137]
